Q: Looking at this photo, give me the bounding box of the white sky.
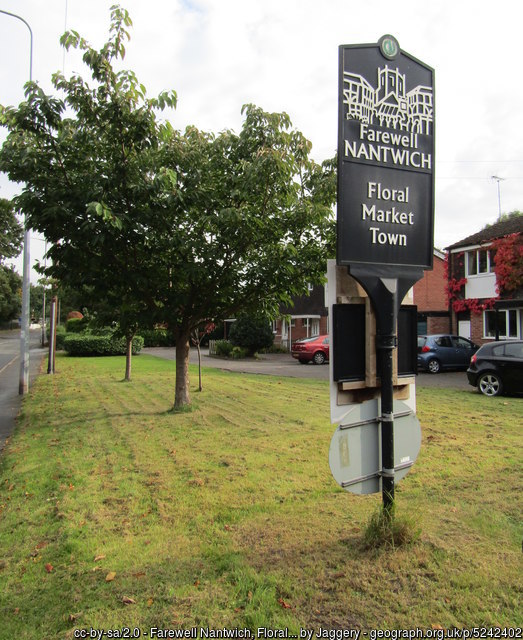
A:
[1,0,522,281]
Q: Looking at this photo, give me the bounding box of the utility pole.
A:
[0,9,33,395]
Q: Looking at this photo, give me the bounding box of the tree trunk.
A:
[124,335,133,382]
[174,330,191,408]
[197,341,202,392]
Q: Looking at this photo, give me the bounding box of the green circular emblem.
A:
[379,34,400,60]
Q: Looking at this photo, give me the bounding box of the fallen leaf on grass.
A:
[278,597,291,609]
[147,598,154,607]
[105,571,116,582]
[45,563,53,573]
[122,596,136,605]
[94,554,106,562]
[431,625,444,631]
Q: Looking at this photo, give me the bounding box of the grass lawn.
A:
[0,353,521,638]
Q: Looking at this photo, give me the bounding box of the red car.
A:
[291,335,330,365]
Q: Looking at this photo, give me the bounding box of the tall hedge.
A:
[65,317,90,333]
[63,333,144,357]
[139,328,175,347]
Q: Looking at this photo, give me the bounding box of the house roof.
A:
[446,214,523,250]
[280,284,327,316]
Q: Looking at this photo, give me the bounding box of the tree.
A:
[0,6,336,406]
[191,322,215,392]
[0,265,21,323]
[153,107,335,408]
[0,5,176,380]
[0,198,23,323]
[0,198,23,261]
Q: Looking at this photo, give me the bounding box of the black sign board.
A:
[332,303,418,382]
[337,35,435,270]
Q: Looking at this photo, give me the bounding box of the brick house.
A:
[272,284,329,350]
[445,215,523,345]
[413,248,450,335]
[274,253,451,349]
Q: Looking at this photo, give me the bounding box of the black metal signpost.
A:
[336,35,435,511]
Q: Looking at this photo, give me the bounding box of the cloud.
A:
[1,0,522,277]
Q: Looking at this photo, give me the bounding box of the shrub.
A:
[55,325,67,350]
[66,310,83,320]
[230,346,249,359]
[88,327,114,336]
[139,328,175,347]
[214,340,233,358]
[63,333,144,357]
[263,343,288,354]
[229,314,274,356]
[65,317,89,333]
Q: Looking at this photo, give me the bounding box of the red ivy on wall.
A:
[450,297,497,314]
[444,251,497,315]
[491,233,523,295]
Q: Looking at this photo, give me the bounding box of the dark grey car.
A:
[417,334,479,374]
[467,340,523,396]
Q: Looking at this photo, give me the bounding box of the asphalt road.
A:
[0,329,47,453]
[143,346,474,390]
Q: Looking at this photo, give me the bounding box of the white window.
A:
[302,317,320,337]
[484,309,521,339]
[466,248,495,276]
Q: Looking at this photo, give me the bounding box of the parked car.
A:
[291,335,329,364]
[417,334,479,374]
[467,340,523,396]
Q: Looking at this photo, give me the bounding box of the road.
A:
[143,346,473,390]
[0,329,47,453]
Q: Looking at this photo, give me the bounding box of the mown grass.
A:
[0,353,521,638]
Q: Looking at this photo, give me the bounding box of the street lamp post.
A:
[0,9,33,395]
[491,175,504,222]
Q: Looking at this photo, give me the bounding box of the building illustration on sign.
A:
[343,65,433,135]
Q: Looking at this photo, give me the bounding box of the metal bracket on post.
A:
[348,265,423,511]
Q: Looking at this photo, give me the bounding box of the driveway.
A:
[143,347,472,389]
